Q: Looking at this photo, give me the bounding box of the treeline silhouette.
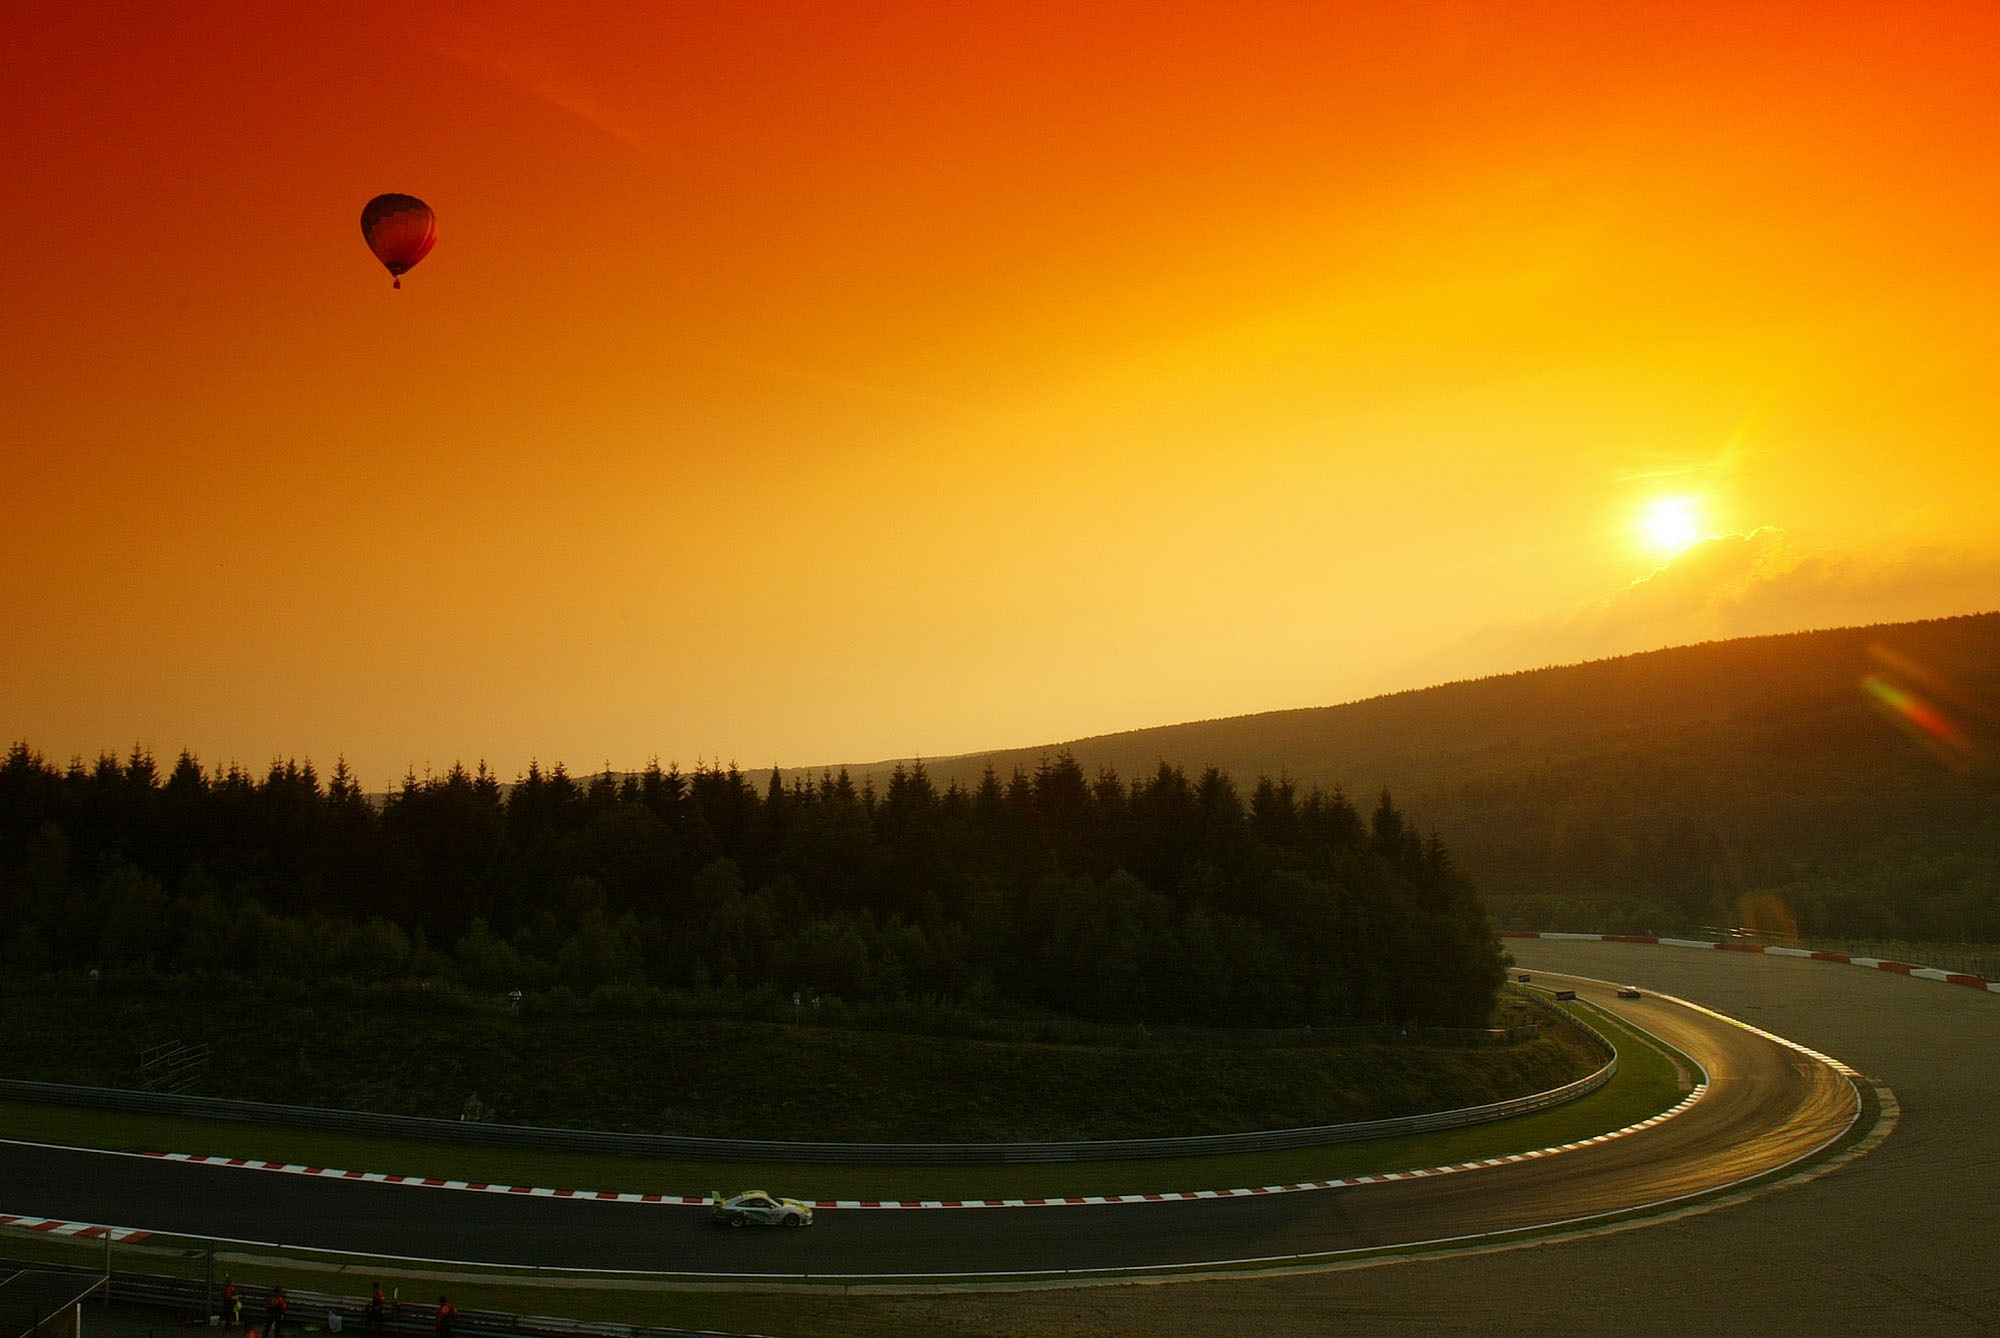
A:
[0,744,1503,1027]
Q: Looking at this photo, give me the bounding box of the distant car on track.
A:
[1617,984,1643,999]
[1516,972,1532,983]
[1553,989,1577,1002]
[712,1190,814,1228]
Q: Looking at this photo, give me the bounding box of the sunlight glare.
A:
[1640,496,1703,557]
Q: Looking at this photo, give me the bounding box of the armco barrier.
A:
[1503,931,2000,994]
[0,1004,1616,1165]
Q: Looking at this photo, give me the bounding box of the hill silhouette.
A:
[819,612,2000,939]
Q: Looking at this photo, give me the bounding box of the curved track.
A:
[879,941,1995,1337]
[1,973,1861,1280]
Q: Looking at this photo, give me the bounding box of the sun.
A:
[1639,496,1704,557]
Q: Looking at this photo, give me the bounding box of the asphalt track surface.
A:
[0,964,1862,1283]
[884,941,1993,1338]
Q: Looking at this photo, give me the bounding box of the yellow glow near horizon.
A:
[1640,497,1705,558]
[7,5,2000,786]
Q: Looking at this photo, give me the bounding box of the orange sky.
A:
[6,1,1999,787]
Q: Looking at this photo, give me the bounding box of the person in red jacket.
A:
[364,1283,386,1338]
[264,1286,288,1338]
[220,1278,241,1329]
[434,1296,457,1338]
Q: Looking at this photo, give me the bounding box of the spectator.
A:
[365,1283,386,1338]
[434,1296,457,1338]
[220,1277,241,1328]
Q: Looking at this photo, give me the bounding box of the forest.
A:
[0,745,1505,1029]
[1411,650,2000,943]
[893,615,2000,946]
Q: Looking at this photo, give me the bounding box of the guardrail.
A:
[1502,930,2000,994]
[1510,984,1618,1064]
[0,997,1615,1165]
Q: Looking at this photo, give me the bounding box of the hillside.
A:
[824,613,2000,796]
[821,613,2000,938]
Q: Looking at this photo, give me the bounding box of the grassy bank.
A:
[0,998,1650,1204]
[0,998,1700,1334]
[0,986,1587,1143]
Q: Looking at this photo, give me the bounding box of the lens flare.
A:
[1862,673,1978,771]
[1734,891,1799,940]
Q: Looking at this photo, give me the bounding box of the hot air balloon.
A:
[360,193,436,289]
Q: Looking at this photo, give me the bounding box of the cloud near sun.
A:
[1437,535,2000,675]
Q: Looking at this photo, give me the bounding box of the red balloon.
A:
[361,194,436,289]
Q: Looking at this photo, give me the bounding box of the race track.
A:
[0,964,1866,1282]
[875,940,1996,1337]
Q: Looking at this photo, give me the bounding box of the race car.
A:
[1617,984,1643,999]
[712,1189,815,1228]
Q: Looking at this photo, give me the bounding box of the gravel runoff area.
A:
[835,938,1996,1338]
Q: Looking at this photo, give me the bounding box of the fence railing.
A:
[0,994,1614,1165]
[1,1260,725,1338]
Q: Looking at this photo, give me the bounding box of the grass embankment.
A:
[0,997,1698,1335]
[0,996,1662,1204]
[0,988,1585,1143]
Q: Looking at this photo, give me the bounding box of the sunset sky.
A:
[6,1,1999,787]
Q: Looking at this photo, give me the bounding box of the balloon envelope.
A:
[361,194,436,286]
